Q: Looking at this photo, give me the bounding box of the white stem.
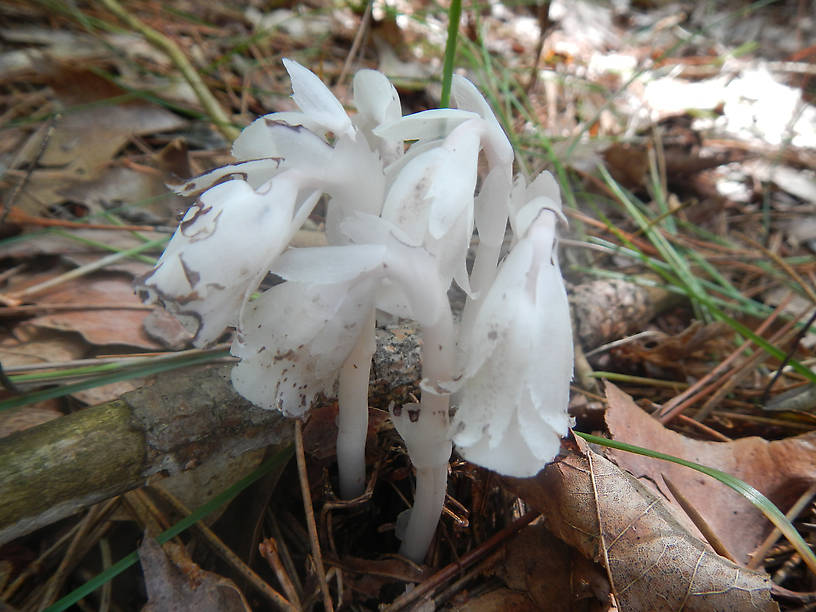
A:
[398,461,449,562]
[397,305,455,563]
[336,308,376,499]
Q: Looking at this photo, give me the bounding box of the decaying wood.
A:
[0,366,290,545]
[0,326,422,545]
[0,277,675,545]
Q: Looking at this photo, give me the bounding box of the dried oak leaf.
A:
[604,382,816,562]
[492,522,605,611]
[504,437,778,611]
[26,273,169,350]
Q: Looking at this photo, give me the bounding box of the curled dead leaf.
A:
[504,437,778,611]
[604,382,816,563]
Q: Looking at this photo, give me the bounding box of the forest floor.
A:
[1,0,815,610]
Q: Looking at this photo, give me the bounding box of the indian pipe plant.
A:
[136,59,573,564]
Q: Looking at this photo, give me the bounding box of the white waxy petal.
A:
[352,69,403,164]
[374,108,478,143]
[170,158,285,197]
[426,124,480,240]
[512,197,557,239]
[338,213,448,326]
[450,214,572,477]
[455,410,543,478]
[526,263,573,432]
[379,122,479,291]
[230,271,381,416]
[380,149,439,244]
[451,75,513,167]
[137,178,299,346]
[272,244,387,284]
[232,116,333,164]
[526,170,561,207]
[474,167,511,250]
[283,58,353,138]
[353,69,401,127]
[451,75,497,124]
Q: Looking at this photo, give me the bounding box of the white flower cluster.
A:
[136,59,573,563]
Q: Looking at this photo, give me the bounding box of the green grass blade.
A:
[439,0,462,108]
[598,164,711,320]
[574,430,816,575]
[0,350,229,412]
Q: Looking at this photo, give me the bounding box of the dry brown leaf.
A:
[504,438,778,611]
[493,522,605,611]
[26,273,165,350]
[22,104,184,177]
[2,323,86,366]
[139,535,251,612]
[604,381,816,562]
[0,405,62,438]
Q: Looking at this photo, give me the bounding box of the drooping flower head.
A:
[449,171,572,478]
[137,59,574,563]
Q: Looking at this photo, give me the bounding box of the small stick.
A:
[3,206,156,232]
[695,314,806,422]
[4,237,166,302]
[0,303,154,317]
[675,414,731,442]
[259,538,302,610]
[386,510,538,611]
[149,486,298,612]
[657,293,793,423]
[0,115,57,226]
[336,0,372,87]
[37,501,112,608]
[1,498,118,602]
[295,419,334,612]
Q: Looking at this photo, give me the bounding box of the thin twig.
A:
[386,510,538,611]
[657,293,793,423]
[3,237,166,302]
[37,501,113,608]
[295,419,334,612]
[738,232,816,305]
[695,312,807,421]
[336,0,372,87]
[0,115,57,226]
[259,538,302,610]
[761,308,816,403]
[662,475,738,563]
[1,498,119,602]
[3,207,155,232]
[149,486,298,612]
